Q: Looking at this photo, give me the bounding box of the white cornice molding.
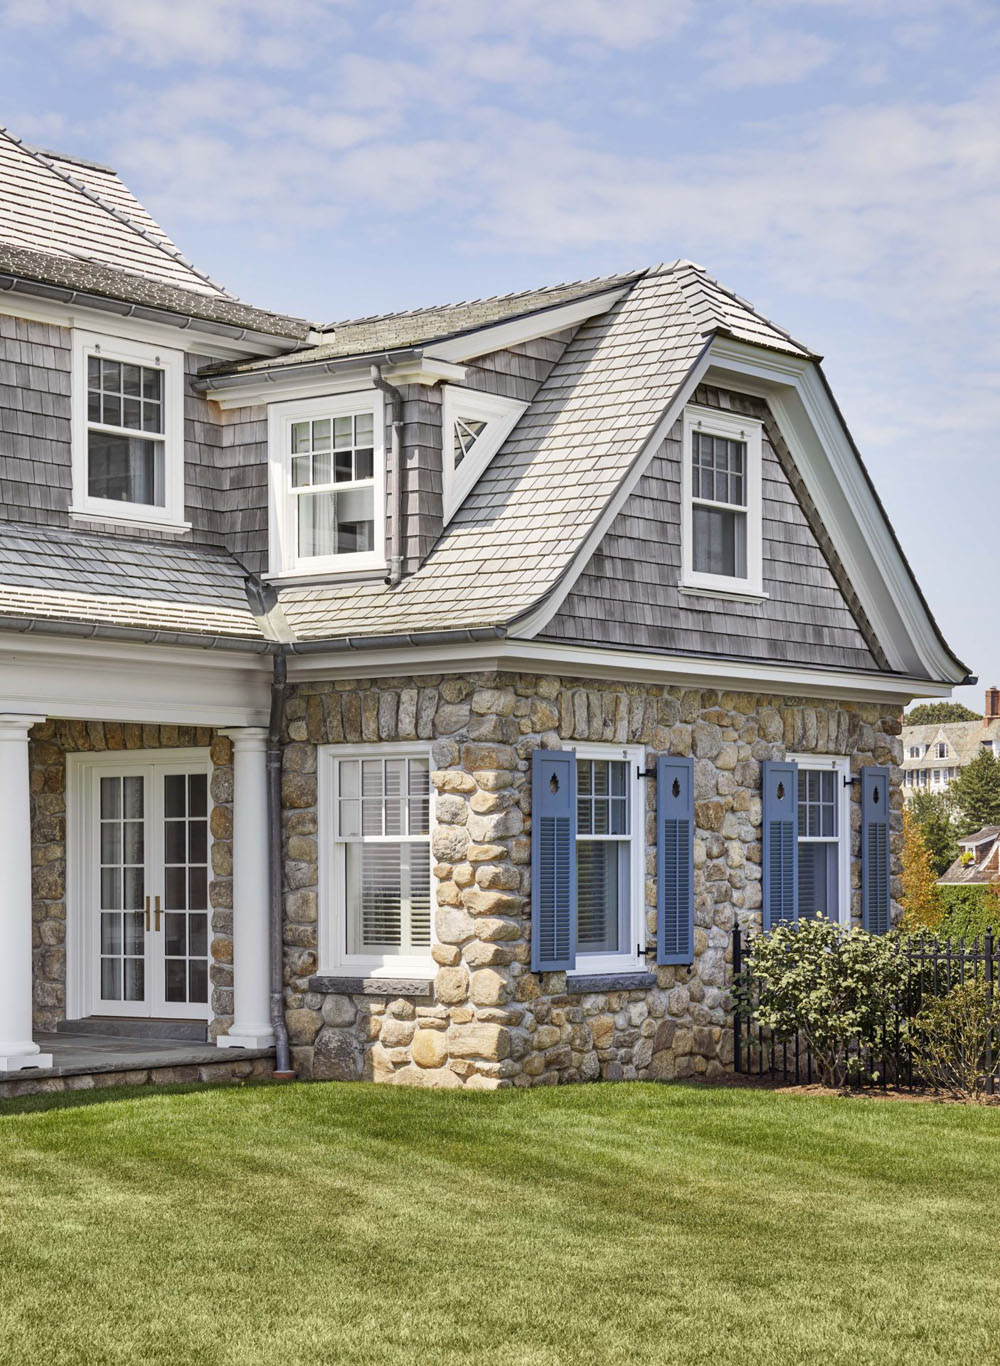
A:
[285,635,946,704]
[206,355,468,410]
[0,290,294,361]
[426,287,630,363]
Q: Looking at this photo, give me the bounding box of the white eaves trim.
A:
[510,332,964,688]
[205,356,468,410]
[441,385,527,524]
[426,286,631,364]
[284,634,953,705]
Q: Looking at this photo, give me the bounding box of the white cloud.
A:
[701,18,835,87]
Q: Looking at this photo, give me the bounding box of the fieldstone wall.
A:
[27,721,234,1036]
[280,671,903,1089]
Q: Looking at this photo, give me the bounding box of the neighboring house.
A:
[901,688,1000,802]
[0,124,970,1091]
[937,826,1000,888]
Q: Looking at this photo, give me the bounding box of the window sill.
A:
[679,581,768,605]
[308,974,434,998]
[264,566,389,587]
[564,971,657,995]
[69,507,191,536]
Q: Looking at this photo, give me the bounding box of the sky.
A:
[1,0,998,708]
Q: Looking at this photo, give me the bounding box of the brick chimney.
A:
[986,687,1000,722]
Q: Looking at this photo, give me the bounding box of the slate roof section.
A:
[276,261,812,642]
[0,522,259,639]
[902,719,1000,768]
[0,128,225,297]
[202,271,644,376]
[938,830,1000,886]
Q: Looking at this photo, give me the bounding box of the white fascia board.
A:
[0,290,295,362]
[0,633,270,725]
[285,635,949,704]
[705,335,965,685]
[426,287,630,364]
[206,356,467,410]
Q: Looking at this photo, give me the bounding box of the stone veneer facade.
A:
[280,670,903,1090]
[28,721,235,1037]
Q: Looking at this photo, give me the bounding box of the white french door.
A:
[73,751,212,1020]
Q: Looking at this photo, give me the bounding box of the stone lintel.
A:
[308,976,434,998]
[563,972,657,995]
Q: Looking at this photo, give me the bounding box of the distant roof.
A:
[960,826,1000,846]
[939,832,1000,886]
[902,718,1000,766]
[0,521,259,640]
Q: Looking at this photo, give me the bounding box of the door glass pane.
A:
[165,866,187,909]
[100,777,121,819]
[101,957,122,1000]
[124,957,144,1003]
[165,820,186,863]
[188,960,208,1005]
[165,774,186,818]
[189,913,208,958]
[165,912,187,958]
[123,776,144,819]
[165,959,187,1003]
[188,773,207,818]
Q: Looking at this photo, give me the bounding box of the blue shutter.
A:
[530,748,577,972]
[861,765,890,934]
[657,755,694,965]
[762,760,798,929]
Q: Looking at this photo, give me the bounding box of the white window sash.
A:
[681,405,764,598]
[267,391,386,578]
[70,329,186,532]
[318,743,435,977]
[789,753,851,927]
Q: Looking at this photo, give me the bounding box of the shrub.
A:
[901,807,942,931]
[733,919,912,1088]
[910,980,1000,1102]
[935,885,1000,942]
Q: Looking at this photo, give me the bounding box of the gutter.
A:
[0,272,308,351]
[370,365,405,586]
[194,346,422,393]
[0,613,274,653]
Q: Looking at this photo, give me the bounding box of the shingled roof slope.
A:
[277,261,811,642]
[203,270,644,376]
[0,128,227,297]
[0,522,259,639]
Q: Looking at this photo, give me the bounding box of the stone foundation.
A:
[279,671,903,1089]
[0,1053,274,1101]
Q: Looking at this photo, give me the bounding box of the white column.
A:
[216,727,274,1049]
[0,715,52,1072]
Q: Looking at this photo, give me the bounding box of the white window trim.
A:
[70,329,187,532]
[441,385,527,524]
[789,752,851,928]
[567,742,646,978]
[318,742,436,978]
[681,405,764,599]
[267,390,386,579]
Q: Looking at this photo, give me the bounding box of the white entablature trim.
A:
[0,633,270,725]
[0,290,296,362]
[509,332,965,688]
[284,635,951,705]
[203,357,467,410]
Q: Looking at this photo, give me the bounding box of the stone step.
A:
[56,1017,208,1043]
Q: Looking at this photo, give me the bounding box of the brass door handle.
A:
[154,895,162,932]
[145,896,151,933]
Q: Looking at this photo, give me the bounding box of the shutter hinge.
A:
[843,774,858,787]
[636,765,656,780]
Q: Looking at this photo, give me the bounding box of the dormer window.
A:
[268,392,385,577]
[70,330,186,531]
[935,741,949,759]
[441,386,526,523]
[681,407,763,598]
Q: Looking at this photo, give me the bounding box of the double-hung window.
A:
[794,755,849,924]
[321,745,434,975]
[71,330,185,530]
[681,407,763,597]
[268,392,385,576]
[571,745,645,974]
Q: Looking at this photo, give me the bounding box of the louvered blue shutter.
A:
[530,748,577,972]
[861,765,890,934]
[762,760,798,929]
[657,755,694,965]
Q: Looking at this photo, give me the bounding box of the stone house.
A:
[901,687,1000,802]
[0,125,970,1095]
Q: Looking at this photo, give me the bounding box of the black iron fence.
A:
[731,925,1000,1091]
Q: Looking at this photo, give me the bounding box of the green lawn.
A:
[1,1082,998,1366]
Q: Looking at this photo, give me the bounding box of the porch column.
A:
[216,727,274,1049]
[0,715,52,1071]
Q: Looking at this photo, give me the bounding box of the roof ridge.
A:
[674,260,817,357]
[320,269,644,332]
[0,126,232,299]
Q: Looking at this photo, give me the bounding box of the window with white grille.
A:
[682,406,763,597]
[321,746,434,973]
[570,744,645,975]
[793,755,850,926]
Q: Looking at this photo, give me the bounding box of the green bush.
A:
[733,919,912,1088]
[934,886,1000,942]
[910,980,1000,1102]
